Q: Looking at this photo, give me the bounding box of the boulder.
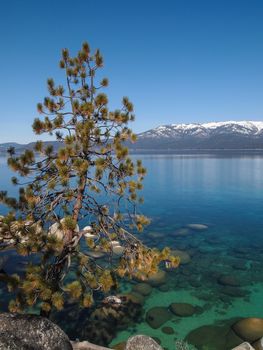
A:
[232,318,263,342]
[86,251,105,259]
[147,232,164,239]
[169,303,196,317]
[112,245,125,256]
[174,228,191,236]
[132,283,152,296]
[218,275,241,287]
[48,219,79,241]
[226,329,246,349]
[171,250,191,265]
[185,319,243,350]
[125,292,145,305]
[186,324,224,349]
[125,335,163,350]
[146,307,172,329]
[221,286,247,298]
[161,326,174,334]
[186,224,208,231]
[146,270,167,287]
[0,313,72,350]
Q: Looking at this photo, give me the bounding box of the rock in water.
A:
[146,270,167,287]
[112,245,125,256]
[171,250,191,264]
[132,283,152,296]
[232,318,263,342]
[186,224,208,231]
[161,326,175,334]
[169,303,196,317]
[218,275,241,287]
[174,228,191,236]
[125,335,164,350]
[48,219,79,241]
[146,307,172,329]
[0,313,72,350]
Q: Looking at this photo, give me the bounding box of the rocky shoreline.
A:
[0,313,261,350]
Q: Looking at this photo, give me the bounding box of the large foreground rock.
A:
[0,313,72,350]
[125,335,163,350]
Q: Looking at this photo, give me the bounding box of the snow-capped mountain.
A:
[134,121,263,150]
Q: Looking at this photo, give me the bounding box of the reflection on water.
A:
[1,153,263,349]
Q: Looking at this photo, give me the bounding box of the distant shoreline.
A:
[2,147,263,157]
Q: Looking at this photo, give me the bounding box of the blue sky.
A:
[0,0,263,143]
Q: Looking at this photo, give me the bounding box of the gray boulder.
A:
[125,335,163,350]
[0,313,72,350]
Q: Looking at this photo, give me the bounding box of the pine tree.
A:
[0,42,179,315]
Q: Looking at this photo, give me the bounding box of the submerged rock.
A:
[174,228,191,236]
[48,219,79,241]
[221,286,247,298]
[146,270,167,287]
[169,303,196,317]
[132,283,152,296]
[161,326,175,334]
[0,313,72,350]
[86,251,105,259]
[185,319,242,350]
[146,307,172,329]
[112,245,125,256]
[232,318,263,342]
[218,275,241,287]
[171,250,191,265]
[186,224,208,231]
[126,292,145,305]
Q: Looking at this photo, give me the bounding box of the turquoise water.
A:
[1,153,263,349]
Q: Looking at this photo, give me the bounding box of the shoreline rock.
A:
[0,313,72,350]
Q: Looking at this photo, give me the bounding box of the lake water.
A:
[1,153,263,350]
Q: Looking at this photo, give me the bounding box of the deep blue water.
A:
[1,153,263,350]
[141,153,263,241]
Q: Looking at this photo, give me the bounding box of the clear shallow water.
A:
[1,153,263,349]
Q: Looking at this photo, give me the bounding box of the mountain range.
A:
[134,121,263,150]
[2,121,263,153]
